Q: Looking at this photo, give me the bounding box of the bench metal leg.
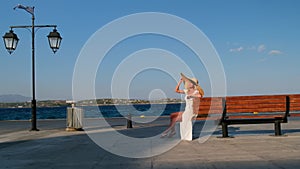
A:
[274,121,282,136]
[222,122,229,137]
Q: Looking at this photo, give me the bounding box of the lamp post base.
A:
[30,99,39,131]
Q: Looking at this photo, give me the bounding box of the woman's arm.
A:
[175,79,184,94]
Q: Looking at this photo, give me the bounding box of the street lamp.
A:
[2,30,19,54]
[2,5,62,131]
[47,28,62,53]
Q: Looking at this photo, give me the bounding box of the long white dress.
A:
[180,90,198,141]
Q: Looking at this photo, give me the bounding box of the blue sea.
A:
[0,103,185,121]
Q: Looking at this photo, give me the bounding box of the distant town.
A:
[0,98,184,108]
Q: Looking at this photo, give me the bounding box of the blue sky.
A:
[0,0,300,100]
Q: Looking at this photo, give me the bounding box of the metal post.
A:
[30,14,38,131]
[127,113,133,128]
[31,15,37,131]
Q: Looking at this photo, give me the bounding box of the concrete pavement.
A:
[1,117,300,169]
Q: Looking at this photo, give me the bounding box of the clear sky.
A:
[0,0,299,100]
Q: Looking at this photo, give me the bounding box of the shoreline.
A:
[0,100,184,109]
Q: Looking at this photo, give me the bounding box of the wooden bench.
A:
[288,94,300,117]
[192,94,299,137]
[221,95,289,137]
[196,97,225,121]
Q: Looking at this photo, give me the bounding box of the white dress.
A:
[180,90,198,141]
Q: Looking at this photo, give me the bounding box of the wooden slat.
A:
[226,95,286,100]
[289,94,300,99]
[289,98,300,100]
[289,113,300,117]
[289,100,300,103]
[226,107,286,113]
[227,103,286,110]
[290,107,300,111]
[226,99,285,105]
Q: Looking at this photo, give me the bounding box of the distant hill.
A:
[0,94,31,103]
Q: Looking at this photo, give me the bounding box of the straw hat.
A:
[180,73,204,96]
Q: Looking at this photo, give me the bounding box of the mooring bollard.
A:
[127,113,133,128]
[66,100,83,131]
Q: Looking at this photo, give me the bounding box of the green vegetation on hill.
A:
[0,98,183,108]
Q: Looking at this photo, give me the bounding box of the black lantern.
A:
[3,30,19,54]
[47,28,62,53]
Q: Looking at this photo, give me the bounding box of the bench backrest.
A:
[194,94,300,120]
[225,95,288,119]
[288,94,300,117]
[197,97,224,120]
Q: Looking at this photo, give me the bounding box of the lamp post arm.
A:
[9,25,58,36]
[10,25,57,29]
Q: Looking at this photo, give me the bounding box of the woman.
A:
[161,73,204,140]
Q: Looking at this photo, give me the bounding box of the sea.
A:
[0,103,185,121]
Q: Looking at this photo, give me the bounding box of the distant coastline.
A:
[0,98,184,108]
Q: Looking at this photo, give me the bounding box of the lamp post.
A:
[2,5,62,131]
